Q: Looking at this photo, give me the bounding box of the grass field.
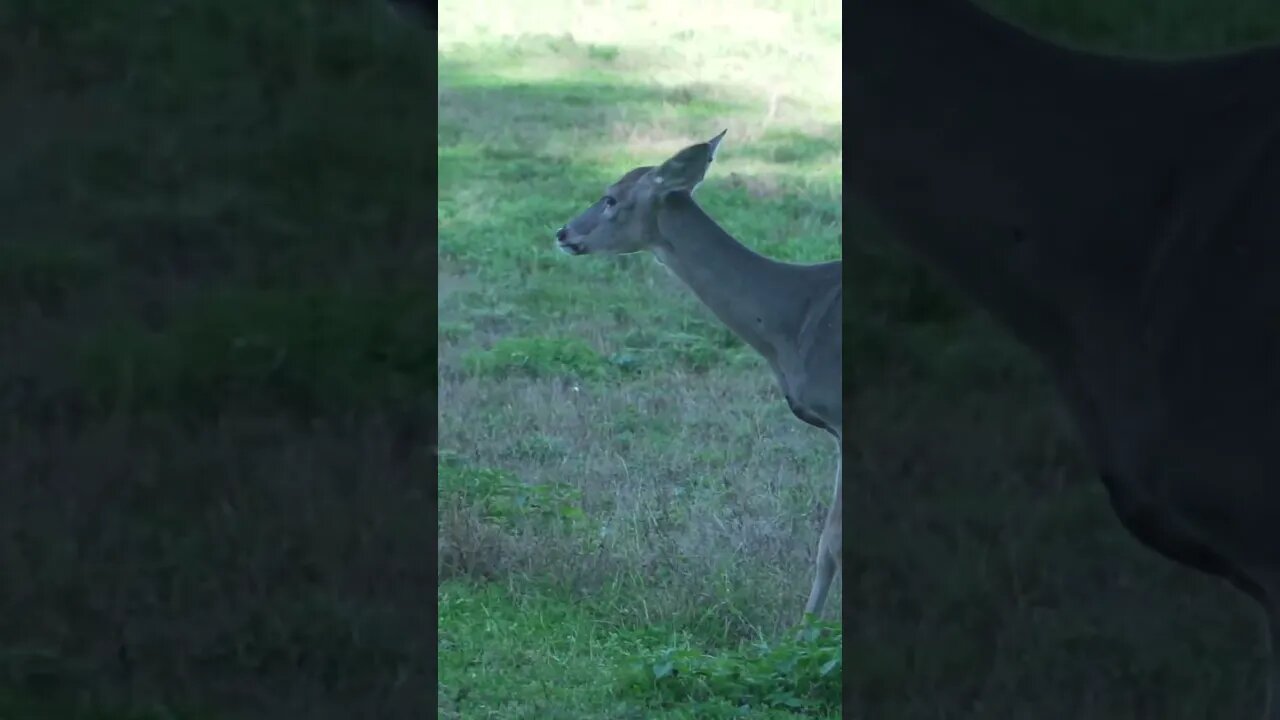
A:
[438,1,844,717]
[444,1,1280,719]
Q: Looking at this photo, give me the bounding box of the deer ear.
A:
[706,128,727,159]
[652,129,728,193]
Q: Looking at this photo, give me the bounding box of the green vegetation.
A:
[438,0,842,716]
[438,581,840,719]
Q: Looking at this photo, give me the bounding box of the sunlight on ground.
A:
[438,0,842,126]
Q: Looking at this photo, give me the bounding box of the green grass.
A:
[442,1,1280,719]
[438,579,840,719]
[438,0,843,716]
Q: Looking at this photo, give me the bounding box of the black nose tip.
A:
[555,226,568,242]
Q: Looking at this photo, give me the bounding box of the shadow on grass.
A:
[437,48,842,370]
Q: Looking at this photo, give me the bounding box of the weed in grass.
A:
[616,620,841,715]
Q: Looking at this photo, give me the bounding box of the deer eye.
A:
[602,196,617,208]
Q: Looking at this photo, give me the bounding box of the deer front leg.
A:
[803,461,842,619]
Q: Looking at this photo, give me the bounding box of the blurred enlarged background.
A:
[845,2,1280,720]
[1,2,432,718]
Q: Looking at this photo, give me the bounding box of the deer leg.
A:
[803,460,842,619]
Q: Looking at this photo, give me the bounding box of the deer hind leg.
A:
[803,459,842,619]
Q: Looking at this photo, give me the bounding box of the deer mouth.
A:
[557,238,587,255]
[555,226,587,255]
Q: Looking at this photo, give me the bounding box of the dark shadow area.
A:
[1,2,434,718]
[843,2,1280,717]
[437,53,760,182]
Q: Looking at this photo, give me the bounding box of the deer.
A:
[850,0,1280,716]
[554,130,844,621]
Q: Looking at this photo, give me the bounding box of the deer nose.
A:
[555,226,568,242]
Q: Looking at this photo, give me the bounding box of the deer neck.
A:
[650,194,803,362]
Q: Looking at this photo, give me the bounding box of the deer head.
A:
[555,129,727,256]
